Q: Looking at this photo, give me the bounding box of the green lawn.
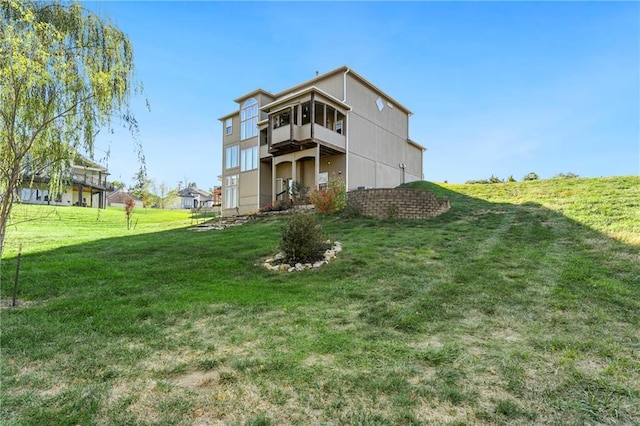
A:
[1,176,638,425]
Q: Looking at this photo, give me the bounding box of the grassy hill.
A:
[1,176,638,425]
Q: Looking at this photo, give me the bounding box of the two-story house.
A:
[18,155,113,209]
[218,66,425,217]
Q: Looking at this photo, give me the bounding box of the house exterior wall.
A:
[259,160,272,208]
[313,73,345,101]
[109,199,144,208]
[19,163,112,208]
[238,169,259,213]
[219,67,424,217]
[344,74,422,189]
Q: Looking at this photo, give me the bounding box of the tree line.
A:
[465,172,579,185]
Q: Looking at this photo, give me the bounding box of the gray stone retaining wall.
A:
[347,188,451,219]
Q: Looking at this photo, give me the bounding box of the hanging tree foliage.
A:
[0,0,142,257]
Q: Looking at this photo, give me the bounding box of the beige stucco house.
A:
[19,155,113,209]
[218,66,425,217]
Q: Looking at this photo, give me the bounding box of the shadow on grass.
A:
[1,181,638,425]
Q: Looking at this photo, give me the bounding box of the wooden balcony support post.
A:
[289,105,294,142]
[310,92,315,140]
[268,114,273,151]
[315,144,320,191]
[271,158,276,202]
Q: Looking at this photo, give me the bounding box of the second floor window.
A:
[241,146,258,171]
[241,98,258,140]
[225,145,239,169]
[225,118,232,135]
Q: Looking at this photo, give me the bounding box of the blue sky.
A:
[89,1,639,189]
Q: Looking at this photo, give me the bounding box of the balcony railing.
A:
[270,123,345,154]
[72,173,112,189]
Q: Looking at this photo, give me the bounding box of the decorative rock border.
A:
[262,242,342,272]
[189,216,251,231]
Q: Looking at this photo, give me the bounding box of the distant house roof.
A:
[107,190,142,204]
[73,154,109,173]
[178,188,211,198]
[178,188,214,203]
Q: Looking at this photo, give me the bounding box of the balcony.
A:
[71,173,112,190]
[269,123,345,156]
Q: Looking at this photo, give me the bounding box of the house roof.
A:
[408,138,427,152]
[260,86,352,113]
[72,154,109,173]
[233,88,275,104]
[178,187,212,198]
[220,65,412,121]
[107,190,141,203]
[273,66,413,115]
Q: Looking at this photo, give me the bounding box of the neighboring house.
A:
[211,186,222,206]
[176,187,214,209]
[19,155,113,209]
[218,65,425,217]
[107,190,144,208]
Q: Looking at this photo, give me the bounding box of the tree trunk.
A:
[0,162,21,259]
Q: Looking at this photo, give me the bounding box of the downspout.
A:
[342,67,350,103]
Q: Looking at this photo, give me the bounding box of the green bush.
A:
[280,213,327,263]
[290,181,309,205]
[341,201,362,218]
[523,172,539,181]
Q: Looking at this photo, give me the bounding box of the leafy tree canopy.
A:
[0,0,141,256]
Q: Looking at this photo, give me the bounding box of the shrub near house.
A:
[309,179,346,213]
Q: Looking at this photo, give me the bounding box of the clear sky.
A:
[88,1,639,190]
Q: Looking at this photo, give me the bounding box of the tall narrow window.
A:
[225,175,238,209]
[225,118,232,135]
[241,98,258,140]
[21,188,32,201]
[225,145,239,169]
[241,146,258,171]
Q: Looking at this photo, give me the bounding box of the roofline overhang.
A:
[408,138,426,152]
[271,65,412,115]
[218,111,236,121]
[261,86,352,113]
[233,88,275,104]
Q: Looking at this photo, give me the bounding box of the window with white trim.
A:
[225,174,238,209]
[225,145,239,169]
[225,118,232,135]
[21,188,32,201]
[241,98,258,140]
[241,146,258,172]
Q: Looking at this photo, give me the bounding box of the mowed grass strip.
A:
[1,176,638,425]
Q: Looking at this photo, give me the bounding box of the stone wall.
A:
[347,188,450,219]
